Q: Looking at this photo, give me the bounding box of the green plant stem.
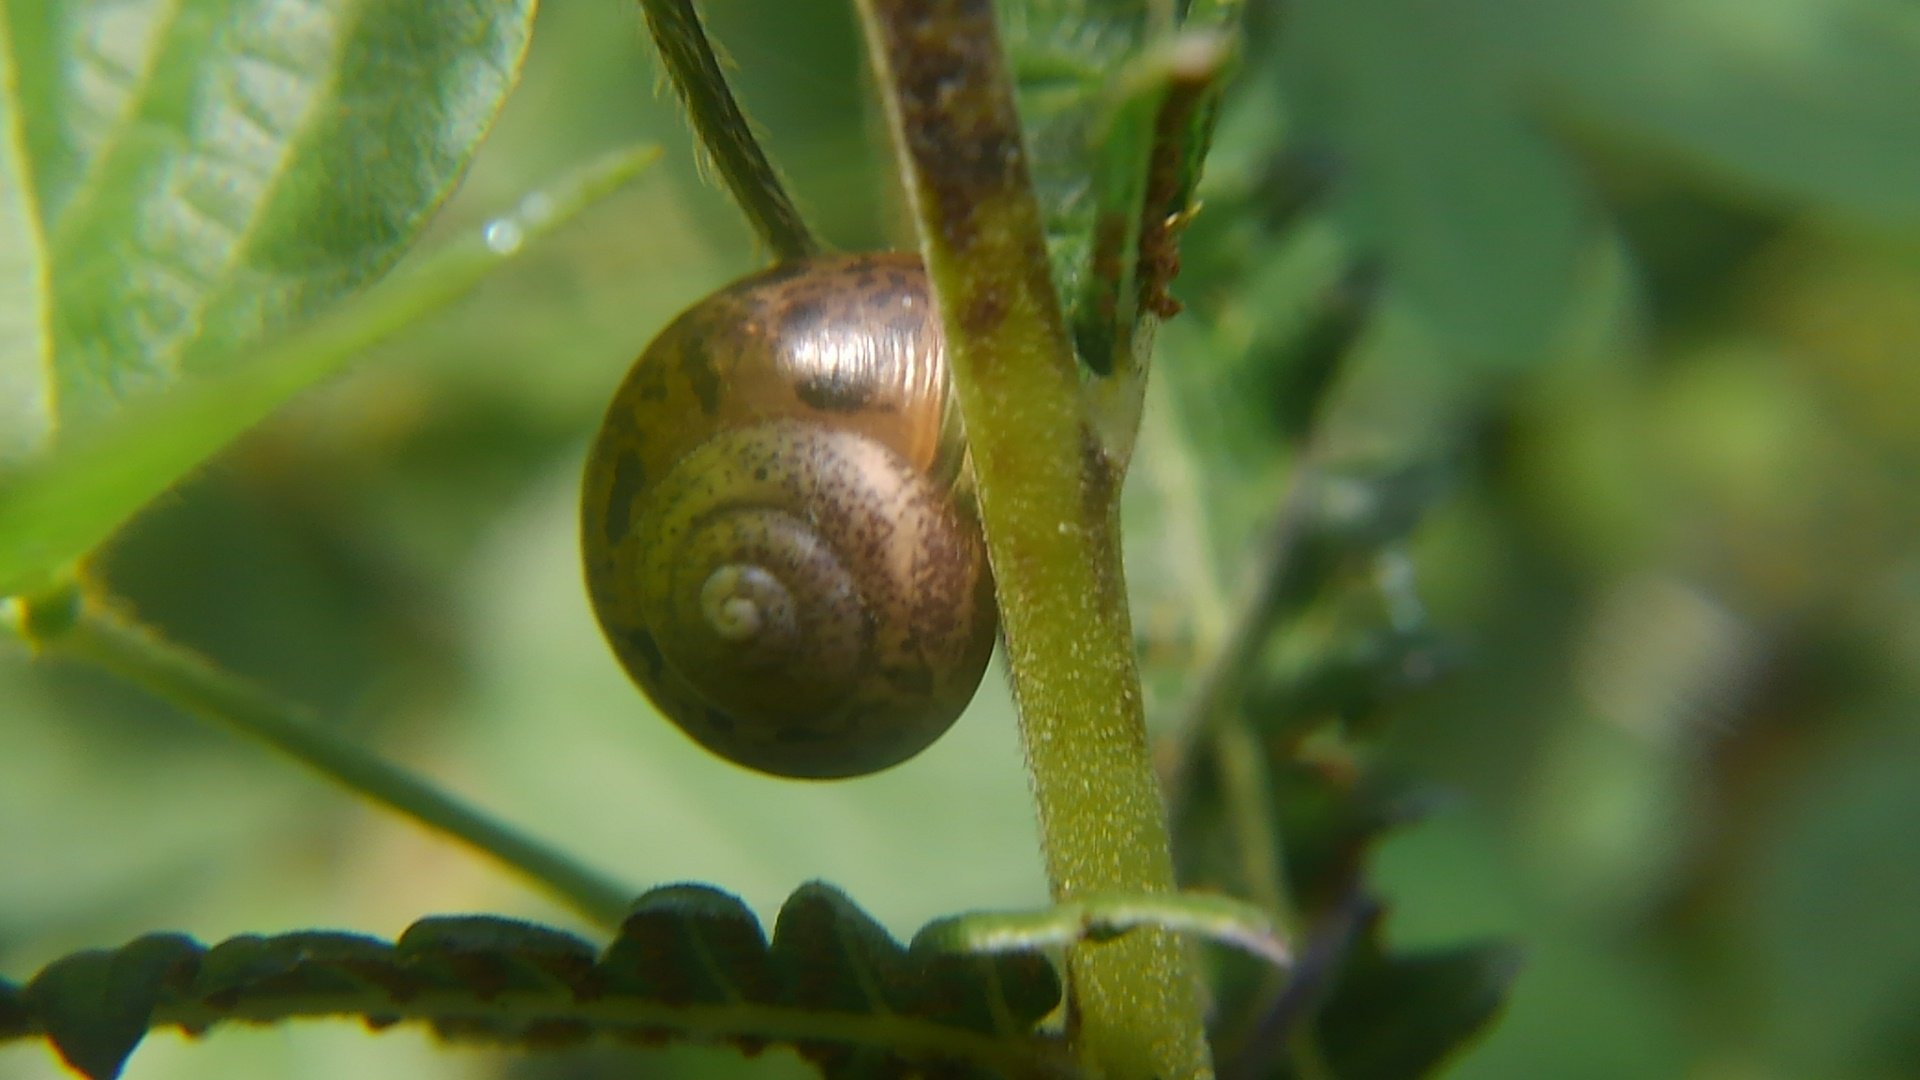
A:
[10,589,637,928]
[636,0,819,260]
[852,3,1210,1077]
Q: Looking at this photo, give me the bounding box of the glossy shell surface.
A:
[581,253,997,779]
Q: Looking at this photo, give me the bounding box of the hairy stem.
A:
[637,0,819,260]
[8,586,637,928]
[851,3,1211,1077]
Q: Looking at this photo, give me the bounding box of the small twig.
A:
[7,586,638,928]
[636,0,820,260]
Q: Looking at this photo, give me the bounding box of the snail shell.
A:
[580,252,998,779]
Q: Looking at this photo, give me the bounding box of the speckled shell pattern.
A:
[580,252,998,779]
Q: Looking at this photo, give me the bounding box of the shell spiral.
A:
[580,253,997,779]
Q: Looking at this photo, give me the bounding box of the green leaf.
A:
[771,885,919,1077]
[0,145,661,599]
[2,0,536,430]
[1283,0,1596,368]
[0,11,51,464]
[772,885,911,1014]
[1314,938,1522,1080]
[0,881,1069,1080]
[24,933,200,1080]
[1005,1,1235,379]
[190,930,398,1008]
[394,917,600,1007]
[1749,727,1920,1075]
[1005,0,1160,340]
[601,883,777,1006]
[1503,0,1920,229]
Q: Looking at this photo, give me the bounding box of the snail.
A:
[580,252,998,779]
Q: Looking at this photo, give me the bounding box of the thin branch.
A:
[637,0,820,260]
[7,587,638,928]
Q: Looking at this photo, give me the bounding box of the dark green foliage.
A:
[0,882,1064,1080]
[1253,265,1383,444]
[1242,623,1452,741]
[187,930,405,1013]
[1313,934,1523,1080]
[1186,744,1516,1078]
[602,885,777,1006]
[0,978,24,1039]
[9,2,1920,1078]
[1160,128,1517,1073]
[18,935,202,1080]
[770,886,1060,1077]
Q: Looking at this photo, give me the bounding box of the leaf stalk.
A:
[6,585,638,928]
[636,0,821,260]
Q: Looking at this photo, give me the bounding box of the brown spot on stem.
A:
[1078,424,1127,611]
[871,0,1026,253]
[962,287,1007,335]
[1080,423,1117,523]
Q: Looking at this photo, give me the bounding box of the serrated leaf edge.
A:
[0,881,1075,1080]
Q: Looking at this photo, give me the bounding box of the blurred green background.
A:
[5,1,1920,1078]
